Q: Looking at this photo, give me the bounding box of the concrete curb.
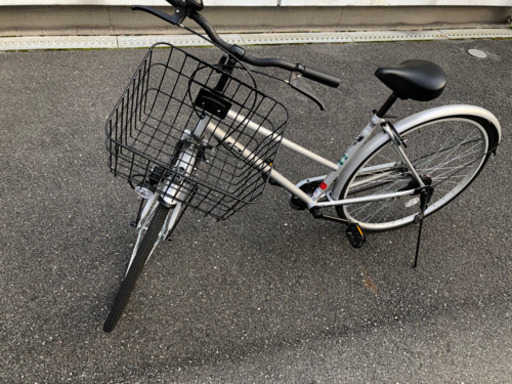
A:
[1,28,511,51]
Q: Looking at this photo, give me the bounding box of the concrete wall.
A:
[0,4,510,37]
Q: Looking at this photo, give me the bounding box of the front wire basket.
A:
[105,43,289,220]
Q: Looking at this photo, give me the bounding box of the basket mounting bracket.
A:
[194,89,232,119]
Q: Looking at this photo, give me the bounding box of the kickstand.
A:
[413,186,434,269]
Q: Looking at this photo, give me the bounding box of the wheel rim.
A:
[341,118,489,230]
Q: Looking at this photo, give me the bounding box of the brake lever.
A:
[286,71,325,111]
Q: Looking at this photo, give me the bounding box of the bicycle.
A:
[102,0,502,333]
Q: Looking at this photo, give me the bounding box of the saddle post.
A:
[375,93,398,118]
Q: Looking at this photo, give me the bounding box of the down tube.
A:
[207,116,416,208]
[205,119,315,205]
[225,110,338,171]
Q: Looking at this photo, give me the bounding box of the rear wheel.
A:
[333,115,498,231]
[103,202,174,332]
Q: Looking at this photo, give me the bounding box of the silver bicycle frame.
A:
[206,109,417,210]
[154,103,500,218]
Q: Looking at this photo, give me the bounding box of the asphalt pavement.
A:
[1,37,511,383]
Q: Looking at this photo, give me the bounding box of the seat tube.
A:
[311,115,382,203]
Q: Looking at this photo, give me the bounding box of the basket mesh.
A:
[105,43,288,220]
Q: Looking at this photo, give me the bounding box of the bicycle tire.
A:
[103,204,170,332]
[333,114,499,231]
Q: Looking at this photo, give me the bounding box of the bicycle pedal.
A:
[345,223,366,249]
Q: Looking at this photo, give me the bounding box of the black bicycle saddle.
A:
[375,60,447,101]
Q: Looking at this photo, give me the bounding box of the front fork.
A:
[125,122,208,275]
[130,129,198,228]
[130,116,211,245]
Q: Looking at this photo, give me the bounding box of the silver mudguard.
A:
[331,104,502,198]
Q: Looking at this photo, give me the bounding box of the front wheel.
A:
[333,113,500,231]
[103,202,175,333]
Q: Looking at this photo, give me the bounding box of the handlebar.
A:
[132,2,341,88]
[190,12,340,88]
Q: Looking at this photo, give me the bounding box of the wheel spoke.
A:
[337,117,491,230]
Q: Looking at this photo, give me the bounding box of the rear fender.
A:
[331,104,501,198]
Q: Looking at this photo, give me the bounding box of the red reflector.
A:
[319,182,328,190]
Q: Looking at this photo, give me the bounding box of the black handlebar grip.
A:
[302,67,341,88]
